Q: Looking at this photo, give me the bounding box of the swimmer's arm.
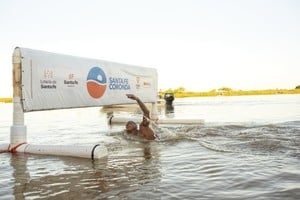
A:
[126,94,150,118]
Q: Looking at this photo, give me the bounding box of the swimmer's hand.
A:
[126,94,138,100]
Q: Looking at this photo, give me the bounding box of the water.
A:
[1,94,299,200]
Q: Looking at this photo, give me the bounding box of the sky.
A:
[1,0,300,96]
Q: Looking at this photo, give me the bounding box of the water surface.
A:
[0,94,299,199]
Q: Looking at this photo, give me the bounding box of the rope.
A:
[91,144,100,160]
[9,142,27,153]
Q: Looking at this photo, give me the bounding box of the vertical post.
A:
[151,102,159,122]
[150,73,159,122]
[10,48,27,150]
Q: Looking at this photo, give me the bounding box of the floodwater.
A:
[0,94,299,200]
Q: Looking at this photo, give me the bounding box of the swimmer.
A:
[125,94,156,140]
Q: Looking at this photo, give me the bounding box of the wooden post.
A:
[10,47,27,149]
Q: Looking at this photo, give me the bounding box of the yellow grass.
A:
[0,98,12,103]
[160,88,300,98]
[1,88,299,103]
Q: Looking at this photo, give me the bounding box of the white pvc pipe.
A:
[156,118,204,124]
[109,116,204,125]
[16,143,108,160]
[0,143,9,153]
[10,97,27,148]
[150,102,159,121]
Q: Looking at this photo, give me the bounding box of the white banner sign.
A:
[17,47,158,112]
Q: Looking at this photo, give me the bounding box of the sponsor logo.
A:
[136,77,141,89]
[135,76,151,89]
[143,81,151,87]
[40,69,56,89]
[64,73,78,87]
[86,67,107,99]
[109,77,130,90]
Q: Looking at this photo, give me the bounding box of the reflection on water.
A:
[8,153,107,199]
[11,154,29,200]
[165,104,175,118]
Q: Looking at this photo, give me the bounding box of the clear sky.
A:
[1,0,299,96]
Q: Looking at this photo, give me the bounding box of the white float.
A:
[15,144,107,160]
[0,143,9,153]
[108,99,204,125]
[109,116,204,125]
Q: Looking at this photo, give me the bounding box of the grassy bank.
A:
[0,98,12,103]
[160,88,300,98]
[1,88,300,103]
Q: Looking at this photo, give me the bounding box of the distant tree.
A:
[218,87,232,92]
[296,85,300,89]
[174,87,186,93]
[166,88,174,93]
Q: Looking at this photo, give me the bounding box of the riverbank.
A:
[0,98,12,103]
[161,88,300,98]
[1,89,300,103]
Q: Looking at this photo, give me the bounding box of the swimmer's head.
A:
[126,121,137,133]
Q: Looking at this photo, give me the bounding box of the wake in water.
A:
[194,121,300,158]
[108,121,300,159]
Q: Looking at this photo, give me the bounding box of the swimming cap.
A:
[127,121,137,128]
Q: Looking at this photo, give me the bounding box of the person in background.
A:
[125,94,156,140]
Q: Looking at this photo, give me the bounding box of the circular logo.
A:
[86,67,107,99]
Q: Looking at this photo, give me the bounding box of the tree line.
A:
[160,86,300,98]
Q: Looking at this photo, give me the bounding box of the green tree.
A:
[218,87,232,92]
[174,87,186,93]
